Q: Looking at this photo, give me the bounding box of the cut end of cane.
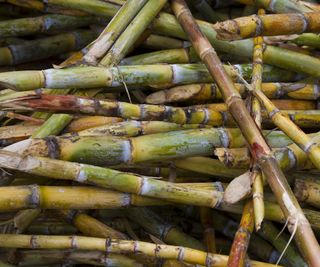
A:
[223,171,252,204]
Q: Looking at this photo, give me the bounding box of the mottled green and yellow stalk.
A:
[0,150,223,208]
[0,234,281,267]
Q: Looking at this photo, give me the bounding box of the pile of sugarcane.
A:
[0,0,320,266]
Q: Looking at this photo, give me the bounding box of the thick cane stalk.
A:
[0,63,302,91]
[170,0,320,265]
[213,12,320,40]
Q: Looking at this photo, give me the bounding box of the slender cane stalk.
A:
[213,12,320,40]
[0,234,281,267]
[227,200,254,267]
[200,207,216,253]
[250,8,265,231]
[126,207,205,250]
[99,0,168,67]
[59,0,148,68]
[171,0,320,265]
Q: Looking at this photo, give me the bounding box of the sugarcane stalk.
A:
[219,200,320,231]
[210,210,289,265]
[0,185,170,211]
[249,8,265,231]
[200,207,216,252]
[173,157,245,179]
[0,30,95,66]
[226,201,254,267]
[258,220,307,267]
[99,0,168,67]
[0,63,303,92]
[126,207,205,250]
[0,150,223,208]
[58,0,148,68]
[235,0,313,13]
[213,12,320,40]
[146,82,320,104]
[215,134,320,170]
[26,222,77,235]
[65,116,123,132]
[171,0,320,265]
[4,94,319,128]
[76,120,209,138]
[6,127,307,168]
[58,210,127,239]
[294,178,320,208]
[291,33,320,49]
[7,249,142,267]
[0,14,95,37]
[141,34,190,50]
[0,234,281,267]
[5,0,90,16]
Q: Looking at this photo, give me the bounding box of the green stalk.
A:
[126,207,205,250]
[99,0,168,66]
[258,221,307,267]
[0,30,95,66]
[291,33,320,49]
[0,64,302,91]
[0,14,95,37]
[8,128,306,166]
[59,0,148,67]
